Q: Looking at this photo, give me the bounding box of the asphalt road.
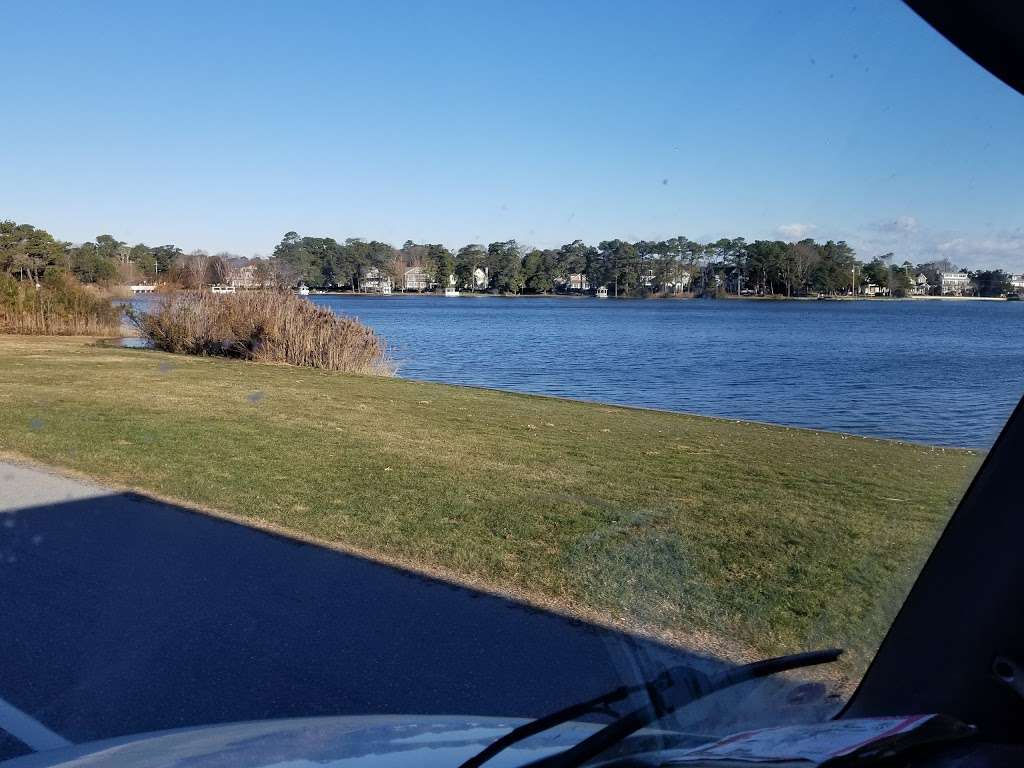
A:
[0,461,722,761]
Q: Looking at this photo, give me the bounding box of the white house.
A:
[940,272,971,296]
[403,266,431,292]
[665,272,692,293]
[1010,274,1024,291]
[230,264,262,289]
[567,273,590,292]
[359,266,392,294]
[909,273,930,296]
[471,267,489,290]
[864,283,883,296]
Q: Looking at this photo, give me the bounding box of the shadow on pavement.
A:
[0,492,713,745]
[0,490,839,759]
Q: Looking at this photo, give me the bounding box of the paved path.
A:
[0,461,711,760]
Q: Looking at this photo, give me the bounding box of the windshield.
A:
[1,1,1022,765]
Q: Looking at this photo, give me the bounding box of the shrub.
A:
[131,290,392,375]
[0,272,123,335]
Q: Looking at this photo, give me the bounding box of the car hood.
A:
[1,715,622,768]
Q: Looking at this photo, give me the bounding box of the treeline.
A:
[270,232,999,298]
[0,221,255,289]
[3,219,1014,298]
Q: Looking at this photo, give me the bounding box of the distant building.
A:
[403,266,431,292]
[909,273,930,296]
[1011,274,1024,291]
[359,266,392,294]
[864,282,894,297]
[940,272,971,296]
[567,273,590,292]
[665,272,692,293]
[230,264,262,289]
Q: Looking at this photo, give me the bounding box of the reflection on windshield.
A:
[1,0,1022,764]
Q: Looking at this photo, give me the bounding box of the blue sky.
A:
[2,0,1022,268]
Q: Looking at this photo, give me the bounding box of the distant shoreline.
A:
[303,291,1010,302]
[124,287,1013,302]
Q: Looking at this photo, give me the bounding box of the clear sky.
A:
[2,0,1022,269]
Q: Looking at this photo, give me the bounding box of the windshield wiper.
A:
[459,648,841,768]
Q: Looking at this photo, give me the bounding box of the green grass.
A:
[0,336,979,678]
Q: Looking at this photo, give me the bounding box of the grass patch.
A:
[0,336,978,678]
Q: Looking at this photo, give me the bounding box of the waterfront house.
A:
[664,272,692,293]
[359,266,393,294]
[940,272,971,296]
[403,266,431,292]
[1011,274,1024,292]
[567,273,590,292]
[229,263,262,289]
[910,273,931,296]
[472,267,489,290]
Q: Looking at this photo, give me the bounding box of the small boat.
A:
[297,284,310,296]
[444,287,460,297]
[210,284,236,294]
[1007,292,1020,301]
[596,286,609,298]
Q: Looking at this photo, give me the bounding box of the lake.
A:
[308,295,1024,449]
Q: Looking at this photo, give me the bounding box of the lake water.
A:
[308,295,1024,449]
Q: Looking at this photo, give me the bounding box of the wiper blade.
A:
[457,673,670,768]
[458,648,841,768]
[525,648,842,768]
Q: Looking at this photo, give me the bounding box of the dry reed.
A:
[0,273,123,336]
[131,290,392,375]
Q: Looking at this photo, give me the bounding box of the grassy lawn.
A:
[0,336,978,677]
